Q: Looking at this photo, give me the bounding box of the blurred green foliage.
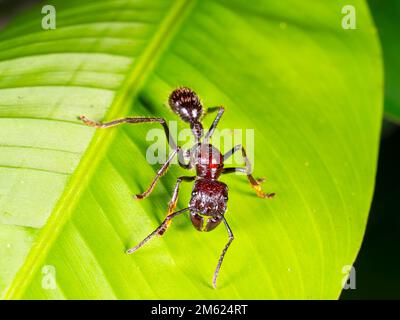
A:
[341,0,400,299]
[368,0,400,123]
[341,128,400,299]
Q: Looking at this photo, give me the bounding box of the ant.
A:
[79,87,275,288]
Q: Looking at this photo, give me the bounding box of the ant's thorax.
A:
[188,142,224,180]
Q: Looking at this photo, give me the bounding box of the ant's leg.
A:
[158,176,196,235]
[133,148,180,200]
[79,115,178,149]
[203,106,222,117]
[213,216,234,289]
[126,207,190,254]
[223,144,275,198]
[203,106,225,142]
[79,115,191,169]
[223,167,275,198]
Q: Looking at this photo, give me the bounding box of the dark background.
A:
[341,126,400,299]
[1,0,399,299]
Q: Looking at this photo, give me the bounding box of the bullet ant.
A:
[80,87,275,288]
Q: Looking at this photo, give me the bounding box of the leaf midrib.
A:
[4,0,197,299]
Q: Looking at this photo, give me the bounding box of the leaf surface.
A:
[0,0,382,299]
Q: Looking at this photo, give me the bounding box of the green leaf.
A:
[368,0,400,123]
[0,0,382,299]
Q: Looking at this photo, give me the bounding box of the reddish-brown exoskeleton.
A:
[79,87,275,288]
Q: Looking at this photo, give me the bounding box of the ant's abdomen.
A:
[189,179,228,231]
[190,212,222,232]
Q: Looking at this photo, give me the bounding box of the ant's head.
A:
[169,87,204,139]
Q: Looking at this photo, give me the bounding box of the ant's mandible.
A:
[79,87,275,288]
